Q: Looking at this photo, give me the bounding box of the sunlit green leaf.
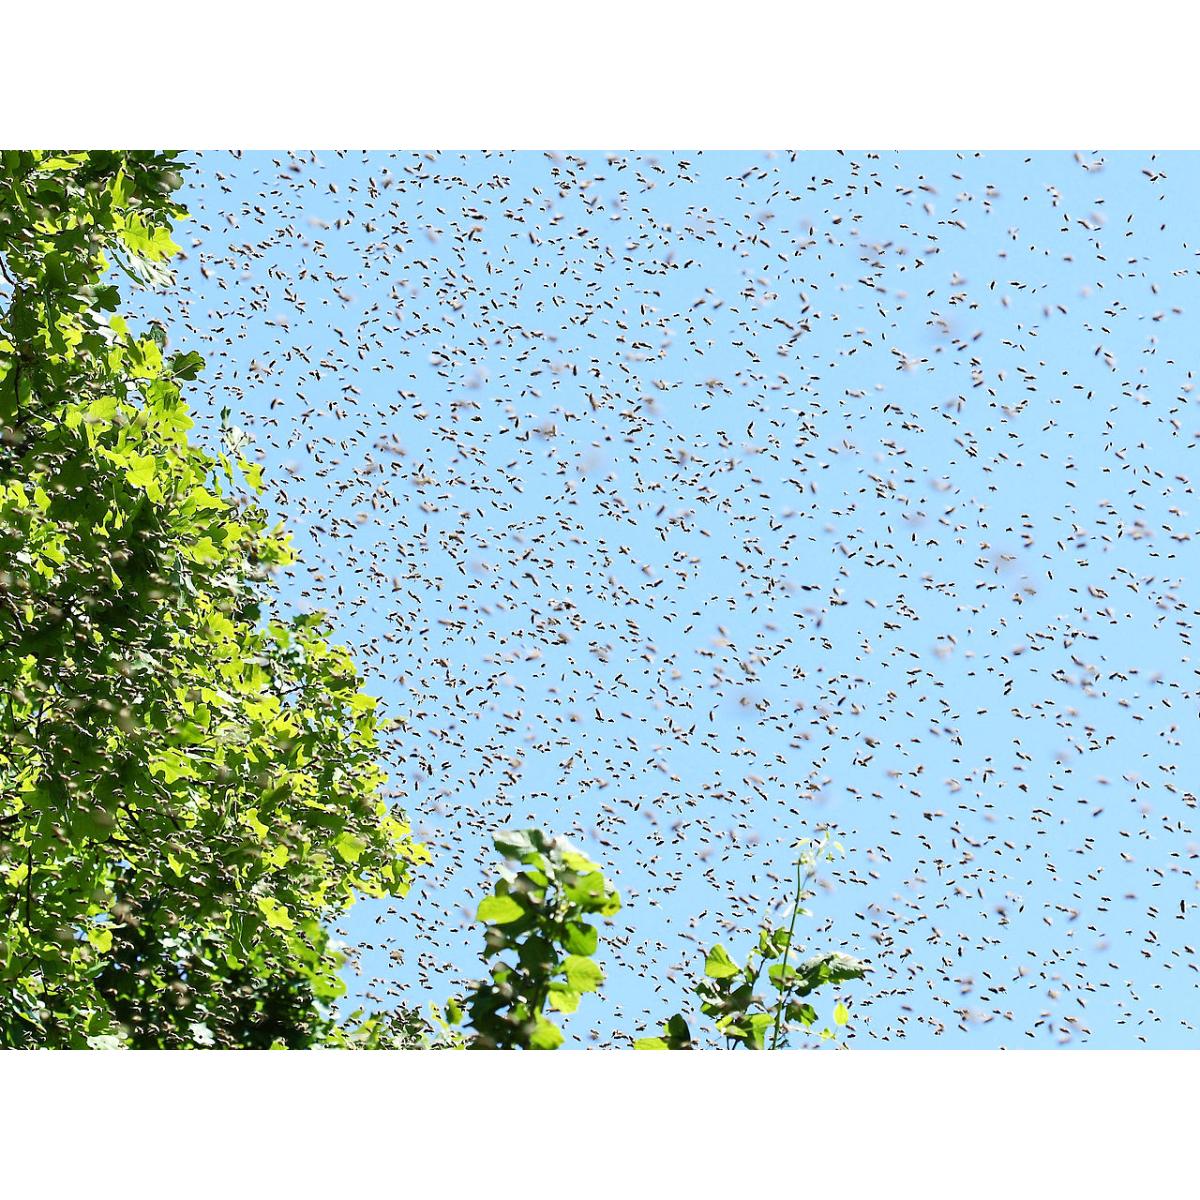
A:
[477,894,526,925]
[705,943,739,979]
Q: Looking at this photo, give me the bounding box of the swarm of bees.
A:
[128,150,1199,1047]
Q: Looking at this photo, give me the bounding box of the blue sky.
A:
[131,151,1200,1047]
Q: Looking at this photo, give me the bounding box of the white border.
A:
[0,1050,1192,1194]
[3,0,1198,147]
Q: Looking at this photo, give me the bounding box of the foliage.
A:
[320,1002,432,1050]
[635,834,866,1049]
[446,828,621,1049]
[0,150,426,1047]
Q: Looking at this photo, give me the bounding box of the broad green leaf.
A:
[333,831,367,864]
[87,395,119,422]
[664,1014,692,1045]
[529,1016,564,1050]
[562,954,604,993]
[563,919,598,956]
[257,897,294,931]
[705,943,739,979]
[547,983,581,1013]
[124,454,157,489]
[787,1001,818,1027]
[493,828,543,860]
[87,926,113,954]
[476,893,526,924]
[768,961,800,989]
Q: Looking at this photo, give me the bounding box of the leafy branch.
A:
[635,832,867,1049]
[442,828,621,1050]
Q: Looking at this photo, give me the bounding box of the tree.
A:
[0,151,426,1048]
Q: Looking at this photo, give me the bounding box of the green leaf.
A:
[547,983,581,1013]
[170,350,205,380]
[787,1001,819,1027]
[39,153,90,173]
[333,831,367,864]
[745,1012,773,1050]
[257,897,294,931]
[562,869,608,907]
[529,1015,564,1050]
[87,926,113,954]
[760,927,792,957]
[704,943,739,979]
[768,961,800,989]
[562,954,604,993]
[562,919,598,956]
[87,395,119,422]
[493,828,543,861]
[664,1014,692,1045]
[833,1001,849,1026]
[795,951,867,996]
[476,894,526,925]
[124,454,157,489]
[188,536,221,564]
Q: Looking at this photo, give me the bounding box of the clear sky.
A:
[131,151,1200,1047]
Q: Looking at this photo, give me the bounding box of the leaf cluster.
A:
[448,829,620,1050]
[636,835,866,1049]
